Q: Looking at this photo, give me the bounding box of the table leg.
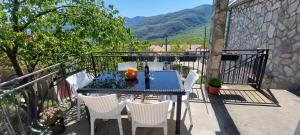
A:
[85,106,90,125]
[175,95,182,134]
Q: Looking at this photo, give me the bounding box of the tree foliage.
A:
[0,0,147,76]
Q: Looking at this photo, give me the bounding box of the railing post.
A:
[90,53,97,77]
[257,49,269,89]
[60,62,66,78]
[204,27,207,48]
[1,103,16,135]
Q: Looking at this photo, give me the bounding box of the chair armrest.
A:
[168,101,173,113]
[118,99,129,113]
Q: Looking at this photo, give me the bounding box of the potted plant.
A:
[172,64,190,78]
[40,101,69,134]
[208,78,222,95]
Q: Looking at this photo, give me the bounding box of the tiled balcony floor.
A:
[61,85,300,135]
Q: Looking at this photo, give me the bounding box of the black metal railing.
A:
[89,51,209,82]
[0,49,269,134]
[220,49,269,89]
[0,51,209,134]
[0,62,82,134]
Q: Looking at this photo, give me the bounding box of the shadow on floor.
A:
[209,88,279,107]
[209,94,241,135]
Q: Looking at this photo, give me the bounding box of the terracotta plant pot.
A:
[208,85,221,95]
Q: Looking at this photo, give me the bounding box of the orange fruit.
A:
[125,71,137,79]
[128,68,138,74]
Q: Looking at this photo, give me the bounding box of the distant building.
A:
[150,45,164,52]
[150,45,171,52]
[186,44,202,52]
[186,44,208,54]
[162,45,171,52]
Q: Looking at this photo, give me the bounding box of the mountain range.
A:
[125,4,212,41]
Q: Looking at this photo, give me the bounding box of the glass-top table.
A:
[77,70,185,134]
[78,70,184,95]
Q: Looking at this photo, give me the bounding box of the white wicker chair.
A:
[144,62,165,71]
[118,62,137,71]
[66,70,93,121]
[127,101,171,135]
[78,94,126,135]
[164,70,199,125]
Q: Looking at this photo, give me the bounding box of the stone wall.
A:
[227,0,300,94]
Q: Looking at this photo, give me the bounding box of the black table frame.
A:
[77,71,185,134]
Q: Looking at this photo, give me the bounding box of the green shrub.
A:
[208,78,222,88]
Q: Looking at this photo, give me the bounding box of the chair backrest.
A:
[184,70,199,91]
[127,101,170,125]
[118,62,137,71]
[145,62,164,71]
[79,94,119,115]
[66,70,93,93]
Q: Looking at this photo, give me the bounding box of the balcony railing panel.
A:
[220,49,269,89]
[0,62,82,134]
[89,51,208,84]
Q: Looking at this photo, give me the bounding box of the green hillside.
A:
[125,4,212,43]
[150,26,210,46]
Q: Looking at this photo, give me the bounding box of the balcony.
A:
[0,50,299,135]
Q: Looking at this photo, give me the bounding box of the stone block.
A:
[278,22,286,31]
[284,15,296,29]
[264,12,273,22]
[273,57,280,64]
[258,17,264,26]
[281,59,292,65]
[288,0,296,4]
[268,24,276,38]
[262,23,267,31]
[296,72,300,78]
[293,34,300,41]
[290,62,298,71]
[266,1,272,11]
[269,44,275,50]
[297,23,300,33]
[287,1,299,16]
[272,2,281,10]
[275,38,281,47]
[272,10,279,24]
[292,54,298,62]
[281,54,292,58]
[292,41,300,51]
[257,4,262,13]
[288,29,296,38]
[284,66,294,77]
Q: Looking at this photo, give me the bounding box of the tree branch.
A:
[0,42,11,53]
[20,5,79,31]
[12,0,20,31]
[0,45,7,52]
[18,0,27,4]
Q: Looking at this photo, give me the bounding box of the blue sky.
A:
[104,0,212,18]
